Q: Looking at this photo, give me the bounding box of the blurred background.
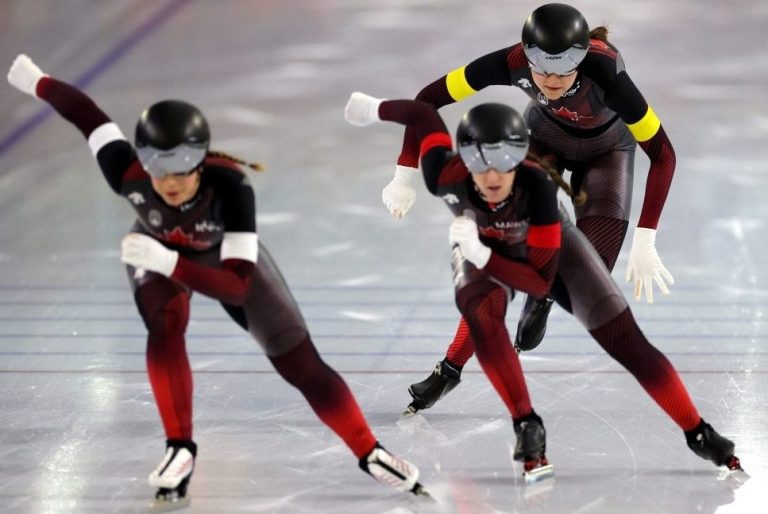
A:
[0,1,766,513]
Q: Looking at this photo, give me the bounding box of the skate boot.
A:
[404,360,461,416]
[514,295,554,352]
[359,443,430,497]
[685,419,743,471]
[148,440,196,509]
[513,411,554,484]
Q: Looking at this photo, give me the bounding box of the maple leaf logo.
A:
[160,226,209,250]
[551,106,593,122]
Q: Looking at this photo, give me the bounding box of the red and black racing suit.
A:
[398,38,676,366]
[34,77,378,458]
[381,98,698,431]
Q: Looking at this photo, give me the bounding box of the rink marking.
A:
[1,350,766,357]
[0,0,188,158]
[0,369,765,374]
[0,333,765,340]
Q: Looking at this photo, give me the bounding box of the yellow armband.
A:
[627,106,661,142]
[446,66,477,102]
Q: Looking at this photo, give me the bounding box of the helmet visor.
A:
[524,45,588,76]
[458,140,528,174]
[135,143,207,178]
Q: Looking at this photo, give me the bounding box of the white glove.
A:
[382,165,419,219]
[625,227,674,303]
[449,216,491,268]
[344,92,384,126]
[8,54,47,96]
[121,233,179,277]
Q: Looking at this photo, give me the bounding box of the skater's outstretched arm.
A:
[345,93,560,298]
[8,54,259,305]
[7,54,135,193]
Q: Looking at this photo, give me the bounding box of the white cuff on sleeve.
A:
[221,232,258,263]
[87,122,127,156]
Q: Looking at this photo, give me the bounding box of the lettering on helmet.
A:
[544,55,562,60]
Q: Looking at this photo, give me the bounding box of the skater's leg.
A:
[245,246,427,494]
[133,276,193,442]
[570,146,634,272]
[405,318,469,415]
[590,308,700,431]
[575,216,628,271]
[269,336,377,458]
[445,317,475,368]
[591,309,742,469]
[129,269,196,503]
[455,280,532,419]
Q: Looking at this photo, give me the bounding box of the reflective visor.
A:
[523,45,588,76]
[135,143,207,178]
[458,140,528,174]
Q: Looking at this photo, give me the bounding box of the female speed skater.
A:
[7,54,429,506]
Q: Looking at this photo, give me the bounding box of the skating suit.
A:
[397,39,676,270]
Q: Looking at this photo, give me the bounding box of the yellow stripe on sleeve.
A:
[446,66,477,102]
[627,106,661,142]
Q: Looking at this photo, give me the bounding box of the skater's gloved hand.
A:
[8,54,47,96]
[626,227,674,303]
[382,165,419,219]
[449,216,491,268]
[121,233,179,277]
[344,92,384,126]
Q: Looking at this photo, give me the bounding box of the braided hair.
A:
[207,150,264,172]
[527,153,587,207]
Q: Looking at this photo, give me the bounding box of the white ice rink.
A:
[0,1,766,513]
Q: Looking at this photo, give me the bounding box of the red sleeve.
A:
[36,77,111,138]
[483,221,561,298]
[36,76,136,193]
[378,99,453,193]
[637,126,675,229]
[397,48,515,168]
[171,258,255,305]
[602,71,676,230]
[484,246,559,299]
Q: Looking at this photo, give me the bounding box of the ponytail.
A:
[589,26,609,42]
[207,150,264,172]
[526,153,587,207]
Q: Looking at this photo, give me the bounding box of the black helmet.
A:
[135,100,210,178]
[522,3,589,75]
[456,103,529,174]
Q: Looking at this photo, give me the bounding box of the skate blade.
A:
[411,482,433,499]
[523,463,554,485]
[726,455,744,472]
[401,404,419,418]
[149,496,190,511]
